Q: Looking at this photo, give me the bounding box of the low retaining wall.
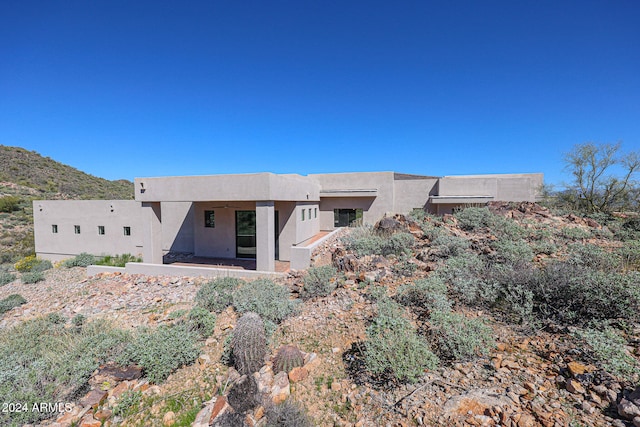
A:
[290,228,343,270]
[87,263,284,279]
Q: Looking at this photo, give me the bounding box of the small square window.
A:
[98,226,105,235]
[74,225,81,234]
[204,210,215,228]
[123,226,131,236]
[52,224,58,233]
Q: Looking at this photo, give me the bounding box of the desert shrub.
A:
[0,270,16,286]
[231,312,267,376]
[113,390,142,417]
[71,313,86,329]
[264,399,314,427]
[436,253,486,305]
[560,226,592,240]
[63,252,96,268]
[619,240,640,271]
[344,227,414,257]
[567,243,619,272]
[454,207,494,231]
[0,293,27,315]
[95,253,142,267]
[118,324,200,384]
[421,221,444,241]
[408,208,427,222]
[0,195,21,212]
[186,307,216,338]
[490,239,534,265]
[232,278,300,325]
[531,240,558,255]
[364,299,439,384]
[396,276,452,314]
[573,327,638,380]
[195,277,241,312]
[532,262,639,323]
[431,234,470,258]
[22,271,45,284]
[302,265,338,299]
[14,254,38,272]
[0,318,130,425]
[427,310,494,361]
[392,256,418,277]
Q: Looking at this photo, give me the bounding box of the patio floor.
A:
[165,256,291,273]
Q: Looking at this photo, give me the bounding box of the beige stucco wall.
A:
[438,173,543,201]
[33,200,144,261]
[393,177,438,213]
[161,202,194,253]
[311,172,396,229]
[192,201,255,258]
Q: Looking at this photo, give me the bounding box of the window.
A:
[98,226,105,235]
[308,208,311,219]
[204,210,215,228]
[314,208,317,218]
[52,224,58,233]
[74,225,81,234]
[123,226,131,236]
[302,209,305,221]
[333,209,363,227]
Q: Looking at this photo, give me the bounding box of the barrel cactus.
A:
[232,312,267,375]
[273,345,305,374]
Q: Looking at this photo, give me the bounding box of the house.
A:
[33,171,543,275]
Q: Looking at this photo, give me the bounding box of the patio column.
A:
[256,201,275,272]
[142,202,163,264]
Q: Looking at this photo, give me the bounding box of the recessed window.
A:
[204,210,215,228]
[314,208,317,218]
[123,226,131,236]
[308,208,311,219]
[52,224,58,234]
[74,225,81,234]
[98,226,105,235]
[301,209,305,221]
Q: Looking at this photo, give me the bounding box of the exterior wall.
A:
[393,177,438,214]
[192,201,255,258]
[33,200,143,262]
[295,202,320,243]
[438,173,543,201]
[275,201,296,261]
[161,202,194,253]
[311,172,396,229]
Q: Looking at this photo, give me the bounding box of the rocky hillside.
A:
[0,145,134,263]
[1,203,639,427]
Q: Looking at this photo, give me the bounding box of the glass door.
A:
[235,210,256,258]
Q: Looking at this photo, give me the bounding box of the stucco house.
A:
[33,171,543,275]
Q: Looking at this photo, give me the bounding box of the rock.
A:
[163,411,176,426]
[288,366,309,383]
[516,414,536,427]
[443,389,511,418]
[567,361,590,377]
[79,389,107,410]
[566,379,585,395]
[271,371,290,404]
[94,409,112,422]
[210,396,230,424]
[79,414,102,427]
[618,397,640,419]
[192,399,214,427]
[633,416,640,427]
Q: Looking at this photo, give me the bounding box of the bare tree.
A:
[564,142,639,213]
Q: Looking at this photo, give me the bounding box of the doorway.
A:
[235,210,256,258]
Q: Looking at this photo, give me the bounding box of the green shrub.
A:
[0,195,21,213]
[532,240,558,255]
[302,265,338,299]
[421,221,444,241]
[392,257,418,277]
[619,240,640,271]
[95,253,142,267]
[396,276,452,314]
[195,277,241,312]
[490,239,534,265]
[431,234,469,258]
[118,324,201,384]
[0,293,27,315]
[560,226,592,240]
[113,390,142,417]
[567,243,619,272]
[436,253,487,305]
[63,253,96,268]
[454,207,494,231]
[364,299,439,384]
[14,254,39,272]
[573,327,638,380]
[232,278,300,325]
[186,307,216,338]
[427,310,494,361]
[0,318,130,425]
[0,270,16,286]
[344,227,414,257]
[22,271,45,284]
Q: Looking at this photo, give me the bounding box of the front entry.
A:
[236,210,256,258]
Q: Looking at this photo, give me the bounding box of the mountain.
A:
[0,145,134,264]
[0,146,134,200]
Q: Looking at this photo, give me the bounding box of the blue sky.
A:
[1,1,638,187]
